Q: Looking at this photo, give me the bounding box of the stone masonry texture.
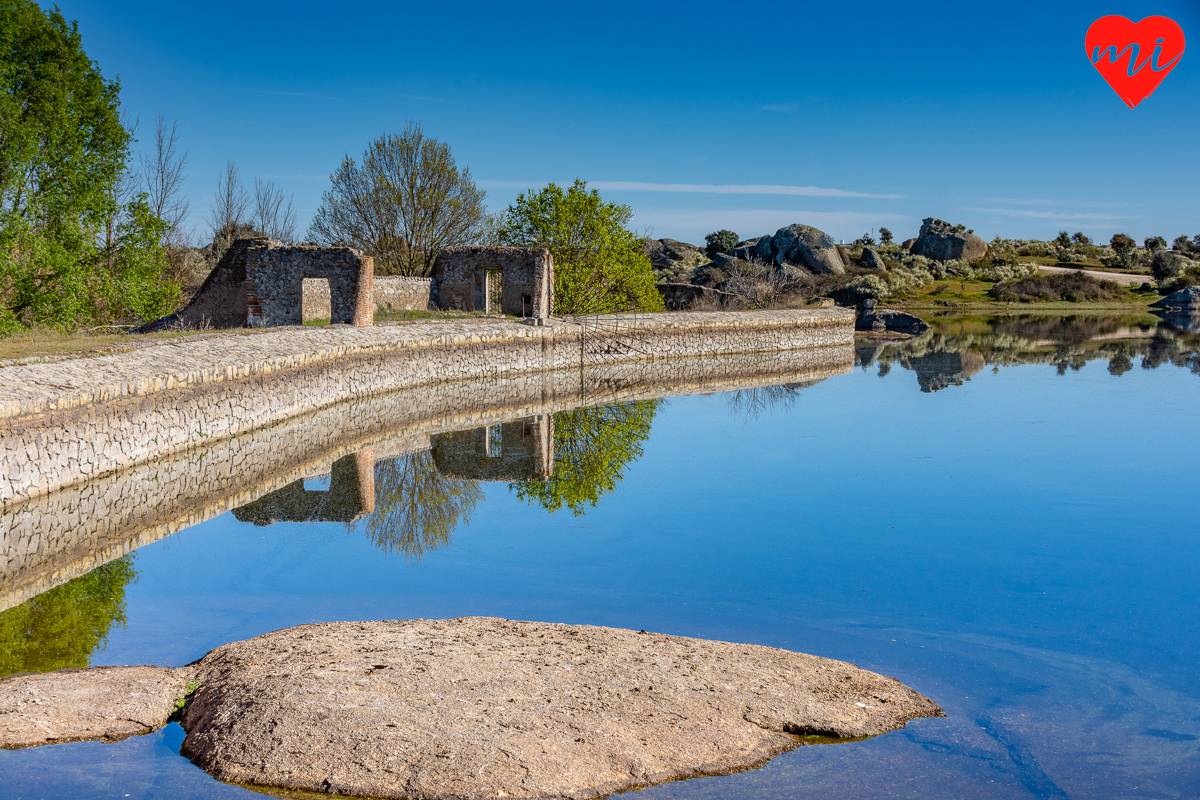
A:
[433,246,553,316]
[0,310,852,509]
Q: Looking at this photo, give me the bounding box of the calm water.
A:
[3,314,1200,799]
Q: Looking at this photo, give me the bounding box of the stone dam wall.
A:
[0,309,852,509]
[0,347,851,611]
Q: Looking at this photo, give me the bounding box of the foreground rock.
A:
[181,618,942,799]
[856,309,931,334]
[911,218,988,263]
[732,224,846,275]
[860,247,886,269]
[0,666,193,749]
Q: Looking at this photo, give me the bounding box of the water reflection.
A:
[0,555,137,678]
[857,314,1200,391]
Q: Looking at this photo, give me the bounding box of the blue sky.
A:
[57,0,1200,246]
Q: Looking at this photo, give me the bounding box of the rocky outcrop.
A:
[730,225,845,275]
[180,619,940,799]
[860,247,886,269]
[1151,285,1200,311]
[642,238,702,268]
[901,238,917,252]
[911,218,988,263]
[0,666,194,749]
[856,309,931,334]
[835,244,852,267]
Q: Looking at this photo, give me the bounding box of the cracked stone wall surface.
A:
[246,241,373,327]
[0,310,851,509]
[0,344,851,611]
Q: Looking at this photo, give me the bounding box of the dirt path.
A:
[1037,265,1151,286]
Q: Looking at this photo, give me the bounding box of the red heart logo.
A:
[1086,16,1185,107]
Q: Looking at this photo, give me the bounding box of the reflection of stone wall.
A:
[233,450,375,525]
[432,416,553,482]
[1,310,851,507]
[0,344,850,611]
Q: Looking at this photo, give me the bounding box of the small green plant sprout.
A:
[170,679,201,720]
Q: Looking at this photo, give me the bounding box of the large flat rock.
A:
[0,666,193,749]
[181,618,943,799]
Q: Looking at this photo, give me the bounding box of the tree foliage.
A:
[704,229,739,259]
[499,180,663,315]
[0,555,138,677]
[362,449,483,560]
[512,400,659,515]
[307,125,488,276]
[0,1,181,332]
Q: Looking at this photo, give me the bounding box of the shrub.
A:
[990,271,1127,303]
[847,274,888,300]
[1150,250,1194,284]
[703,229,739,259]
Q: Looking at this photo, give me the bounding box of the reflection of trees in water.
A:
[512,400,659,515]
[857,315,1200,389]
[0,555,138,677]
[726,381,823,420]
[361,449,483,561]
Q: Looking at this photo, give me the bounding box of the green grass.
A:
[885,279,1157,313]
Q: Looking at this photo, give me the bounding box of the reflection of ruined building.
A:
[136,238,374,331]
[902,350,986,393]
[431,416,553,482]
[432,247,553,317]
[232,451,375,525]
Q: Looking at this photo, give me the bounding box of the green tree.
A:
[1102,233,1139,269]
[512,400,659,515]
[499,180,664,315]
[704,229,739,259]
[0,1,179,333]
[362,450,483,560]
[1144,235,1167,253]
[0,555,138,677]
[307,124,488,276]
[878,227,893,245]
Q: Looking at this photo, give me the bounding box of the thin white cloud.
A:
[259,90,336,100]
[478,180,902,199]
[984,198,1126,208]
[965,206,1129,220]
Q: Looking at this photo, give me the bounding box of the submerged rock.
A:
[911,218,988,263]
[0,666,193,749]
[180,618,940,799]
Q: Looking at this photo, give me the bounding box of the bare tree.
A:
[307,123,488,276]
[253,177,297,243]
[139,115,190,244]
[207,160,253,261]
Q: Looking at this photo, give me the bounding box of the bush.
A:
[703,229,739,259]
[1150,250,1195,285]
[990,271,1127,303]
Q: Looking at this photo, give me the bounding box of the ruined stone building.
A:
[432,247,554,318]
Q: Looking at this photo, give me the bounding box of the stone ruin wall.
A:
[0,342,854,611]
[302,276,433,322]
[432,247,553,317]
[246,242,373,327]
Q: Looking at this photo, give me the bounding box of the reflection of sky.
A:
[4,357,1200,798]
